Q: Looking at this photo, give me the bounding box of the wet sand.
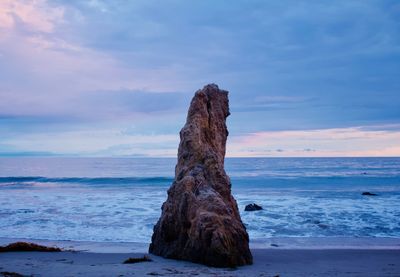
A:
[1,239,400,276]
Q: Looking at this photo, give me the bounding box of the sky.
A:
[0,0,399,157]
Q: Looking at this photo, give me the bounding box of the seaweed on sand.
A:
[123,255,152,264]
[0,242,61,252]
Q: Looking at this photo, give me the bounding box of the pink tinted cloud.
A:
[227,126,400,157]
[0,0,184,120]
[0,0,64,33]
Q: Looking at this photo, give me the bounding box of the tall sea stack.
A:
[149,84,252,267]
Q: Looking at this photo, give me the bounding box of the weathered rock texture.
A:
[149,84,252,267]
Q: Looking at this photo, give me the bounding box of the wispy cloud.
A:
[1,127,179,157]
[0,0,186,121]
[228,125,400,157]
[1,124,399,157]
[0,0,64,33]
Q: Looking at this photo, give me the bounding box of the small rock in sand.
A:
[0,272,25,277]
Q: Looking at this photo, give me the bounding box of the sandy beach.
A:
[1,238,400,277]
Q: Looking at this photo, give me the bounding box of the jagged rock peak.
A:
[149,84,253,267]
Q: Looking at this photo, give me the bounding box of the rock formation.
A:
[362,192,378,196]
[244,203,263,211]
[149,84,252,267]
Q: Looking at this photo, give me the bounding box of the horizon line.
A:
[0,154,399,159]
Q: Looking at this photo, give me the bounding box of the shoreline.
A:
[1,236,400,253]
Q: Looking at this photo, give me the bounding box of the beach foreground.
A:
[1,241,399,277]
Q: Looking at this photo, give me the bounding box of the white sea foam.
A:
[0,157,399,243]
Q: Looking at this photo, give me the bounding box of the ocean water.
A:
[0,157,399,243]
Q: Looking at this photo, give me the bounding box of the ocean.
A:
[0,157,399,244]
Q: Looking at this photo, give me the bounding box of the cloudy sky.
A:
[0,0,399,157]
